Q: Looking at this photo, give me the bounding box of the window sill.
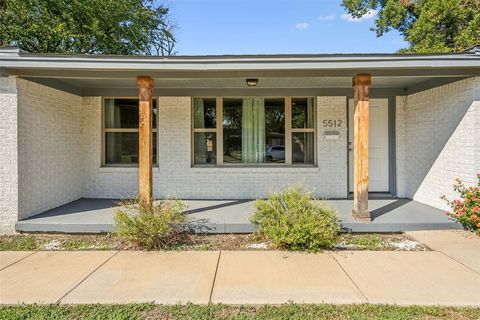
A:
[99,166,160,173]
[189,165,319,173]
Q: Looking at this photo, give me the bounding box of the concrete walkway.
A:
[407,230,480,273]
[1,231,479,306]
[15,198,461,234]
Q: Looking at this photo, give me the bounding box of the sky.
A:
[167,0,408,55]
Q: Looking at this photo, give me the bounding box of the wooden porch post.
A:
[137,76,154,207]
[352,74,371,221]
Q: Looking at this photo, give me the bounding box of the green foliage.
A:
[2,303,480,320]
[114,199,187,250]
[250,187,340,251]
[441,174,480,235]
[0,0,175,55]
[341,0,480,53]
[0,303,154,320]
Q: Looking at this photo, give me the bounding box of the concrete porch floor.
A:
[15,198,462,233]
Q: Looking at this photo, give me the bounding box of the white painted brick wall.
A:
[396,77,480,210]
[0,77,18,233]
[16,79,84,220]
[82,96,348,199]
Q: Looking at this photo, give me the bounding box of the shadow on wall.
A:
[401,78,478,210]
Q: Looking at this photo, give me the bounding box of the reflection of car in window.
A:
[266,145,285,161]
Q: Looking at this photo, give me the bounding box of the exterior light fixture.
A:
[246,78,258,87]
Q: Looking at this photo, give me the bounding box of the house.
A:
[0,46,479,233]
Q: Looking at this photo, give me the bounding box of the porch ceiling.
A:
[20,75,471,98]
[55,76,430,89]
[1,47,479,97]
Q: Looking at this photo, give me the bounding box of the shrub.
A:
[441,174,480,235]
[114,199,187,249]
[250,187,340,251]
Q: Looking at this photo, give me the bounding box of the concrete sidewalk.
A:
[1,231,479,306]
[407,230,480,273]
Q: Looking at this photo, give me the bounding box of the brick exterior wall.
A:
[16,79,84,220]
[0,77,18,233]
[396,77,480,210]
[82,96,349,199]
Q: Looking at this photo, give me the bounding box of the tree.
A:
[341,0,480,53]
[0,0,175,55]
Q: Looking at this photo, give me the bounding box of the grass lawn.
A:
[1,303,479,320]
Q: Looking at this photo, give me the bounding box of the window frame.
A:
[101,97,159,167]
[291,97,317,165]
[191,97,222,166]
[191,96,317,167]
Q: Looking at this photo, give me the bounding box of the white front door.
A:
[348,99,389,192]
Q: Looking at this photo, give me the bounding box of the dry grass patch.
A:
[0,232,428,251]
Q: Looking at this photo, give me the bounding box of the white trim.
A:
[98,167,160,173]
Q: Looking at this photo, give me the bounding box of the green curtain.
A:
[307,98,314,128]
[104,99,118,163]
[306,98,314,163]
[105,99,121,128]
[242,98,265,163]
[194,98,205,129]
[194,98,207,163]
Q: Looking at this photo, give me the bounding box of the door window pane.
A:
[292,132,315,164]
[194,98,216,129]
[223,98,243,163]
[105,99,157,129]
[265,98,285,163]
[194,132,216,164]
[105,132,157,165]
[292,98,314,129]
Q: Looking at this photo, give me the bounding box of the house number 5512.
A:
[322,120,342,127]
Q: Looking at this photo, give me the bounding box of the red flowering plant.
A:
[441,174,480,235]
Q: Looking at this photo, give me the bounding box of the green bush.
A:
[250,187,340,251]
[114,199,187,250]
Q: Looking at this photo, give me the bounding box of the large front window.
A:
[103,98,157,166]
[192,97,315,166]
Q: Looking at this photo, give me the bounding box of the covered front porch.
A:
[15,198,461,234]
[1,48,478,234]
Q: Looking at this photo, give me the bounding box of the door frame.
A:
[346,97,397,196]
[388,97,397,196]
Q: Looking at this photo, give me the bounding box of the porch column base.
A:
[352,209,372,222]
